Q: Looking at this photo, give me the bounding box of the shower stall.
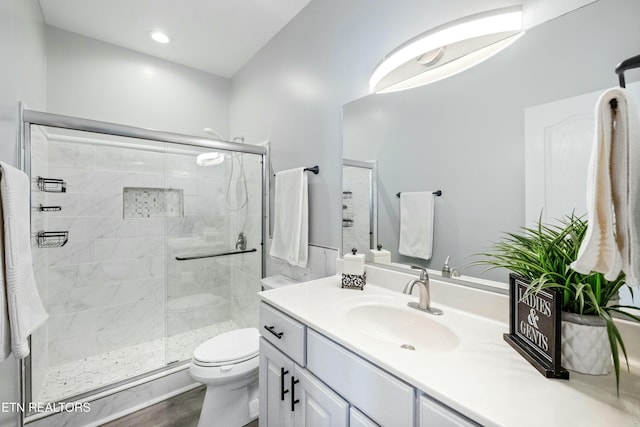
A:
[20,108,267,417]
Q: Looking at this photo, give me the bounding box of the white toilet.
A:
[189,327,260,427]
[189,274,298,427]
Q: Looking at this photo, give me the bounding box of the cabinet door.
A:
[260,338,296,427]
[292,366,349,427]
[418,394,478,427]
[350,407,379,427]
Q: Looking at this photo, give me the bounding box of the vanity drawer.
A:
[306,329,414,427]
[418,394,479,427]
[259,302,305,365]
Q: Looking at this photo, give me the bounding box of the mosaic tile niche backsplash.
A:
[123,187,184,219]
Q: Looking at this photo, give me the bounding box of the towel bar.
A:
[273,165,320,177]
[38,205,62,212]
[396,190,442,198]
[175,247,257,261]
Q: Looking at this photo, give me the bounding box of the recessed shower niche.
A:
[123,187,184,219]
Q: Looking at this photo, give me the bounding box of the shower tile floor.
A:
[37,320,240,403]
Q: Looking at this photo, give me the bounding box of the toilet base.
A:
[197,379,259,427]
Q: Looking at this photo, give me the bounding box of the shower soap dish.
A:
[341,248,366,290]
[36,176,66,193]
[37,231,68,248]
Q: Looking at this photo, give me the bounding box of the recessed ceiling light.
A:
[150,31,171,44]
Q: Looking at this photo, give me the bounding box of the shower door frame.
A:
[18,105,268,423]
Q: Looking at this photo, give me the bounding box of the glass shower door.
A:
[29,127,172,404]
[27,123,264,410]
[164,148,263,364]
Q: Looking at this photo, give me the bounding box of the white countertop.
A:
[259,275,640,427]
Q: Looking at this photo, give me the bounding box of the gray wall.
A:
[0,1,46,425]
[46,27,231,138]
[229,0,595,250]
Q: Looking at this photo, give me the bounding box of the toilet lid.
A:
[193,327,259,364]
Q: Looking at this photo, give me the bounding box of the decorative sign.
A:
[503,274,569,379]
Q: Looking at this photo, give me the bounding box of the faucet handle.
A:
[411,265,429,280]
[442,256,452,277]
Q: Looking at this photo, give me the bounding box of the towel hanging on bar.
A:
[270,168,309,267]
[571,87,640,287]
[398,191,436,261]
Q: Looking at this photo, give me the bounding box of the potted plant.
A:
[474,213,640,390]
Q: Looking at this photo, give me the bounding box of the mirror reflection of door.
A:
[342,160,377,256]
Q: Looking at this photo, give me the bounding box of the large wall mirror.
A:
[342,0,640,292]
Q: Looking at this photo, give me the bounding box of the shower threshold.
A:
[36,320,240,403]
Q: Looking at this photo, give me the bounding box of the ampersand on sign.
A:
[527,308,539,328]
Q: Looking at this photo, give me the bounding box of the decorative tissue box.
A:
[342,248,366,290]
[341,272,366,290]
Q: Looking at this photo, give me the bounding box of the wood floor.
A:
[101,386,259,427]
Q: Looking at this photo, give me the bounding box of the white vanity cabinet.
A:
[259,302,349,427]
[306,329,414,427]
[260,339,349,427]
[260,339,296,427]
[259,301,476,427]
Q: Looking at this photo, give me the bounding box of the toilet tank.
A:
[260,274,299,291]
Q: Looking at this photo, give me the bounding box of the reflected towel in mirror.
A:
[399,191,435,261]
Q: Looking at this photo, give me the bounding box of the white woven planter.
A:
[561,312,611,375]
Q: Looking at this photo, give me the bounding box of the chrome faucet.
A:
[441,256,460,278]
[403,266,443,315]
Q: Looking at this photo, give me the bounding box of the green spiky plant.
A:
[473,213,640,392]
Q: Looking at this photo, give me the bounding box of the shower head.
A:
[198,128,227,166]
[203,127,224,140]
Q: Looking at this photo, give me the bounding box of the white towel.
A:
[269,168,308,267]
[398,191,435,261]
[0,162,48,361]
[571,88,640,286]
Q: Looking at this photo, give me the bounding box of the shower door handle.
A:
[264,325,283,339]
[280,367,289,401]
[290,376,300,412]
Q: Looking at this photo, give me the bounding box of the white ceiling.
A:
[38,0,312,78]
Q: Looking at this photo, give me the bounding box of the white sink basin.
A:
[344,304,460,353]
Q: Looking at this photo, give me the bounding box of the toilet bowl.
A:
[189,328,260,427]
[189,275,299,426]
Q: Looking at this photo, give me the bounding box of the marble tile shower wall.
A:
[342,167,371,255]
[30,127,50,402]
[229,155,263,328]
[42,137,237,366]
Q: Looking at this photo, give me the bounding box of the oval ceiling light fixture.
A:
[370,6,523,94]
[150,31,171,44]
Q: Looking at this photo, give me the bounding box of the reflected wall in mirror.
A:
[342,159,377,257]
[342,0,640,285]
